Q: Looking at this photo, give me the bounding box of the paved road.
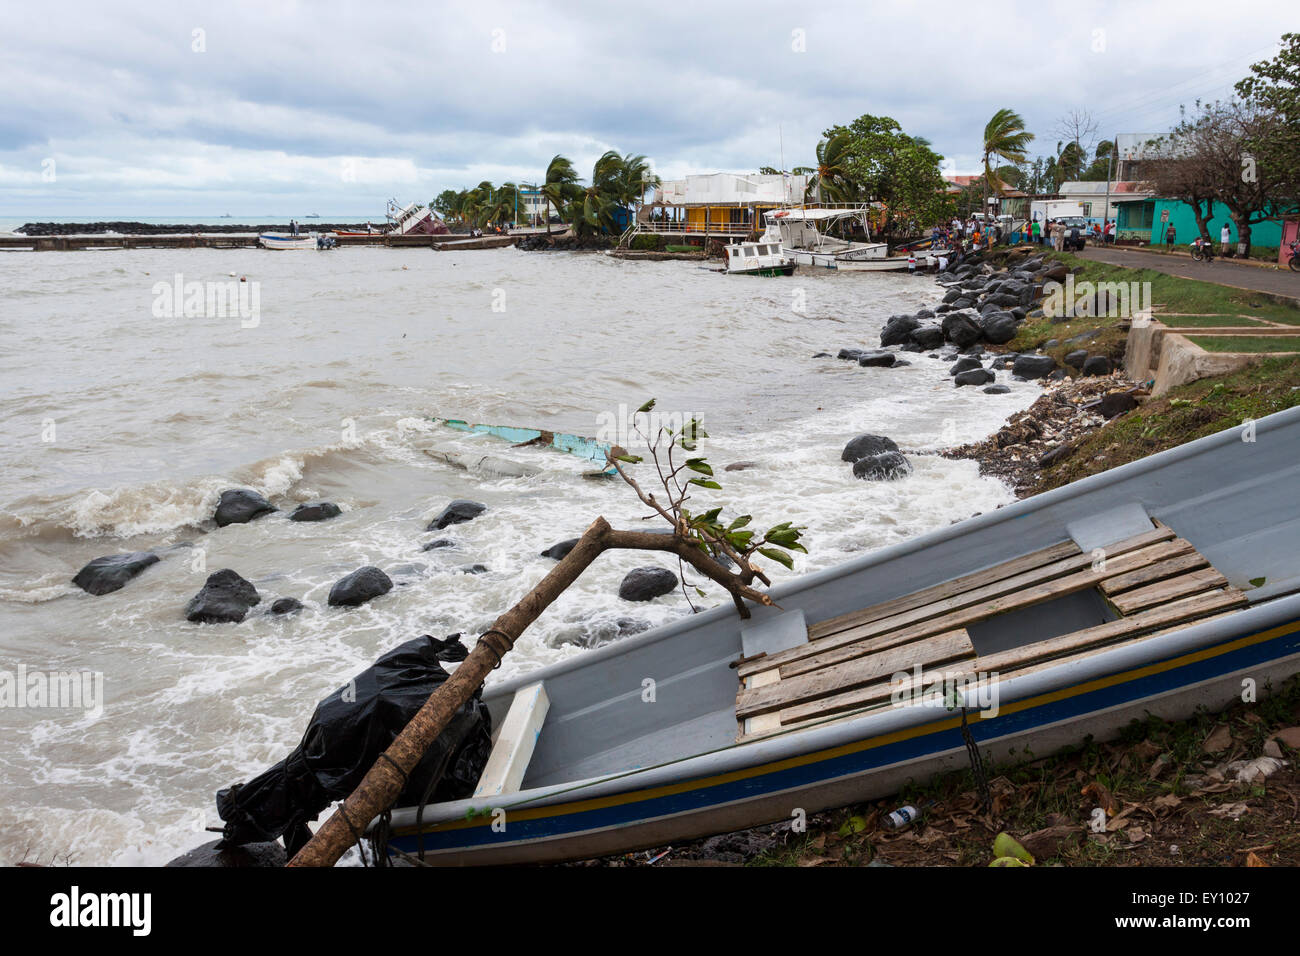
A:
[1076,245,1300,301]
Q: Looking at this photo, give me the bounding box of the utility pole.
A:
[1103,133,1114,237]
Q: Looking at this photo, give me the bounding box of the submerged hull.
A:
[258,234,315,250]
[376,406,1300,866]
[727,263,797,277]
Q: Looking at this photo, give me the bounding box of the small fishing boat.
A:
[258,233,316,250]
[432,418,621,476]
[723,239,796,276]
[761,206,881,269]
[375,407,1300,864]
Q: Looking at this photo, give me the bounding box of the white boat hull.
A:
[258,234,315,250]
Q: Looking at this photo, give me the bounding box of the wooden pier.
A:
[0,233,520,251]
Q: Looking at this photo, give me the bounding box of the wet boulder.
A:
[1064,349,1089,369]
[288,501,341,522]
[981,312,1019,345]
[186,569,261,624]
[983,384,1012,394]
[954,368,995,387]
[455,564,489,575]
[836,347,865,361]
[166,839,286,868]
[426,499,486,531]
[540,538,580,561]
[328,566,393,607]
[214,489,276,527]
[852,451,912,481]
[267,597,304,616]
[618,567,679,602]
[909,324,945,350]
[941,312,983,348]
[841,434,899,463]
[72,551,160,596]
[857,349,896,368]
[949,356,982,376]
[879,314,920,347]
[1098,391,1138,419]
[420,538,456,551]
[1011,354,1057,379]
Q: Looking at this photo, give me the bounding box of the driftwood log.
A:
[288,515,774,867]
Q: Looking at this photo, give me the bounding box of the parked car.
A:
[1058,217,1089,251]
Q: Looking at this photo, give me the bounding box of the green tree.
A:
[981,109,1034,213]
[827,115,948,233]
[1235,33,1300,203]
[540,154,580,235]
[806,130,856,202]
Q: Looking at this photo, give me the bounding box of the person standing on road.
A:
[1030,218,1041,245]
[1220,222,1232,258]
[1165,222,1176,250]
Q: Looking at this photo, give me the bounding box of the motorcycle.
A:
[1190,237,1215,263]
[1288,239,1300,273]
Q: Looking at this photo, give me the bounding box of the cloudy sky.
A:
[0,0,1293,219]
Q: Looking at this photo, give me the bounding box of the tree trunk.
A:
[287,518,773,868]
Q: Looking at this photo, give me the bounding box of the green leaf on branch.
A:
[636,399,656,414]
[727,514,752,530]
[685,458,713,476]
[688,478,721,490]
[615,454,643,464]
[758,547,795,570]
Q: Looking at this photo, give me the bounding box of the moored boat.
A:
[372,406,1300,865]
[258,233,316,250]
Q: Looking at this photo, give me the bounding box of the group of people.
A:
[935,218,1006,252]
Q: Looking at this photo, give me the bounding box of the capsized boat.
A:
[432,418,622,476]
[372,407,1300,865]
[723,238,796,276]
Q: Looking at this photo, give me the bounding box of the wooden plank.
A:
[769,588,1246,726]
[741,525,1174,681]
[1110,568,1228,615]
[472,682,549,799]
[1100,551,1210,595]
[806,540,1083,641]
[757,606,1242,740]
[736,629,975,720]
[775,539,1194,682]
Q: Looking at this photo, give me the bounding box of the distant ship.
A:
[219,213,232,218]
[304,213,321,219]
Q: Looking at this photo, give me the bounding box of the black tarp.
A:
[216,634,491,856]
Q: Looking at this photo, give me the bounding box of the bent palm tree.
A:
[981,108,1034,219]
[807,130,853,202]
[540,154,579,235]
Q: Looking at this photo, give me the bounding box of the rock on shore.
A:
[186,569,261,623]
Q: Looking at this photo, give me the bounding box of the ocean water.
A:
[0,246,1034,864]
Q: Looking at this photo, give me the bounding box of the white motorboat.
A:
[761,206,882,269]
[723,239,797,276]
[258,233,316,250]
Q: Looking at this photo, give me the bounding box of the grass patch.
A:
[1186,335,1300,354]
[1034,354,1300,495]
[1160,314,1271,328]
[665,244,699,253]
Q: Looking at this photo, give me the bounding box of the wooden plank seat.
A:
[736,521,1247,740]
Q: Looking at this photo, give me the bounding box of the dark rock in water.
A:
[420,538,456,551]
[288,501,341,522]
[1039,444,1075,468]
[852,450,912,480]
[836,347,865,361]
[879,315,919,347]
[983,384,1012,394]
[812,351,831,358]
[949,356,982,376]
[267,597,303,615]
[426,499,486,531]
[892,359,911,367]
[1082,355,1113,376]
[166,839,286,868]
[909,324,945,349]
[841,433,899,463]
[724,460,757,471]
[455,564,489,575]
[914,308,936,320]
[214,488,275,527]
[540,538,579,560]
[941,312,982,348]
[1064,349,1089,369]
[954,368,995,387]
[72,551,160,596]
[618,566,678,602]
[981,312,1019,345]
[328,566,393,607]
[1098,391,1138,419]
[1048,368,1070,381]
[1011,354,1057,379]
[186,569,261,624]
[942,287,964,303]
[987,354,1017,370]
[857,349,896,368]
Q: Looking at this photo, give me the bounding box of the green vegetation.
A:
[1154,314,1270,327]
[1187,335,1300,353]
[1037,354,1300,494]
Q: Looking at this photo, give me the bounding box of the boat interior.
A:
[453,416,1300,807]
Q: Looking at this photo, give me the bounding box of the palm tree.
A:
[807,130,853,202]
[981,108,1034,217]
[540,154,579,235]
[612,153,659,220]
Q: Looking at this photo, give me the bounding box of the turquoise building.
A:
[1116,197,1285,249]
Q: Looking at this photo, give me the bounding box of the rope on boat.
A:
[960,704,992,813]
